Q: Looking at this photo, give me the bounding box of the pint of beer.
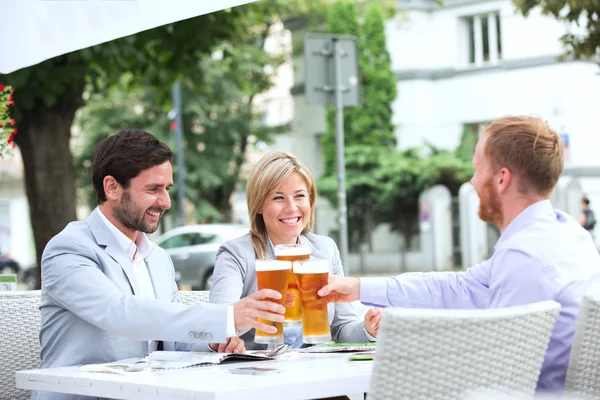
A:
[293,259,332,344]
[274,244,310,326]
[254,260,292,344]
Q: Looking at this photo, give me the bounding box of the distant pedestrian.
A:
[580,196,596,235]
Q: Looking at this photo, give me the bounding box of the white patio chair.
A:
[565,290,600,398]
[0,290,41,400]
[178,290,210,305]
[368,301,561,400]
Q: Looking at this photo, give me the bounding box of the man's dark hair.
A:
[583,197,591,206]
[91,130,173,204]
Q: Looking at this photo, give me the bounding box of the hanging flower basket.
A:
[0,83,16,158]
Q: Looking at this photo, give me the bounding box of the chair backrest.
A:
[565,292,600,398]
[0,291,41,400]
[369,301,561,400]
[178,290,210,305]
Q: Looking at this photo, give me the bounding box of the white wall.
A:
[387,1,565,71]
[0,174,34,267]
[393,61,600,159]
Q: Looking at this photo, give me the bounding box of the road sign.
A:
[304,34,360,107]
[304,33,361,273]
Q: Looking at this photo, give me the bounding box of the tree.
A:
[75,22,287,225]
[513,0,600,59]
[318,2,398,251]
[1,5,279,287]
[376,147,473,248]
[318,147,387,251]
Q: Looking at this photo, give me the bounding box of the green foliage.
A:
[318,146,388,250]
[455,124,479,162]
[513,0,600,58]
[375,147,473,247]
[318,2,398,250]
[75,35,284,223]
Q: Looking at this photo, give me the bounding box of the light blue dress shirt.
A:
[360,200,600,392]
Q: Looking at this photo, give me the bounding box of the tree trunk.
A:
[364,206,374,252]
[13,80,85,288]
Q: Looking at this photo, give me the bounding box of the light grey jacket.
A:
[209,232,370,350]
[34,209,227,400]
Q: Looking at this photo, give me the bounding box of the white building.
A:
[272,0,600,269]
[0,150,35,268]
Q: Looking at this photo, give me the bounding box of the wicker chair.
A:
[368,301,561,400]
[0,291,41,400]
[178,290,210,305]
[565,291,600,398]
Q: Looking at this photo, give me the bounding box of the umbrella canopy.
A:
[0,0,258,74]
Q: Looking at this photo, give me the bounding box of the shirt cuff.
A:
[363,326,377,342]
[359,277,390,307]
[226,305,237,337]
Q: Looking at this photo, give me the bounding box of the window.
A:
[463,12,502,66]
[159,232,218,249]
[159,233,197,249]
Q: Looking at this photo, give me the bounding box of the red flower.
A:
[13,128,17,135]
[7,134,13,144]
[8,98,14,106]
[9,118,14,126]
[0,84,4,92]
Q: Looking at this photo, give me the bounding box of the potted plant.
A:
[0,83,16,158]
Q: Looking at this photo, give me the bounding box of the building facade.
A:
[276,0,600,266]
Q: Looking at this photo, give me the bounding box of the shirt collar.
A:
[97,207,153,260]
[495,199,555,250]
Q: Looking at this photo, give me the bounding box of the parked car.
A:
[0,252,20,276]
[18,263,37,290]
[154,224,249,290]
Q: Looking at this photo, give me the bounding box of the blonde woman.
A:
[209,152,380,351]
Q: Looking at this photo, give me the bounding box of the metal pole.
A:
[172,80,186,227]
[333,39,350,274]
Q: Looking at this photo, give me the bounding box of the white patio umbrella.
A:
[0,0,258,74]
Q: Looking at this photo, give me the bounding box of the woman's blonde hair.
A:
[246,152,317,259]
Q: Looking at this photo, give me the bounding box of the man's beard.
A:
[477,178,503,228]
[113,190,163,234]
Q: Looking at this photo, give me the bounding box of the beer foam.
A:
[274,244,310,257]
[256,260,292,271]
[293,259,329,274]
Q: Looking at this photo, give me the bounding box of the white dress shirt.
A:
[97,208,236,345]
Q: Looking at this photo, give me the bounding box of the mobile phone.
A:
[229,367,283,375]
[347,354,374,361]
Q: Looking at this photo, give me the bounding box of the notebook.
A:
[147,351,274,370]
[298,342,376,354]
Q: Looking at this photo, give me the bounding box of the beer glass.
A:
[254,260,291,344]
[293,258,332,344]
[274,244,310,326]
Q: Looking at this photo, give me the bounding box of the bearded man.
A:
[37,130,285,400]
[318,115,600,393]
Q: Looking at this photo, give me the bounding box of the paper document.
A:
[147,351,273,370]
[298,343,376,354]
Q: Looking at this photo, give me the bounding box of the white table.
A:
[16,352,373,400]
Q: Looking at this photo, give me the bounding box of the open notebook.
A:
[147,351,274,370]
[298,343,376,354]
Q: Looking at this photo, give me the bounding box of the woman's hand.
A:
[363,307,382,338]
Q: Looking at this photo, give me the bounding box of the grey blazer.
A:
[209,232,369,350]
[34,209,227,400]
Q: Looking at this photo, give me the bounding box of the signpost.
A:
[304,34,361,272]
[170,80,186,227]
